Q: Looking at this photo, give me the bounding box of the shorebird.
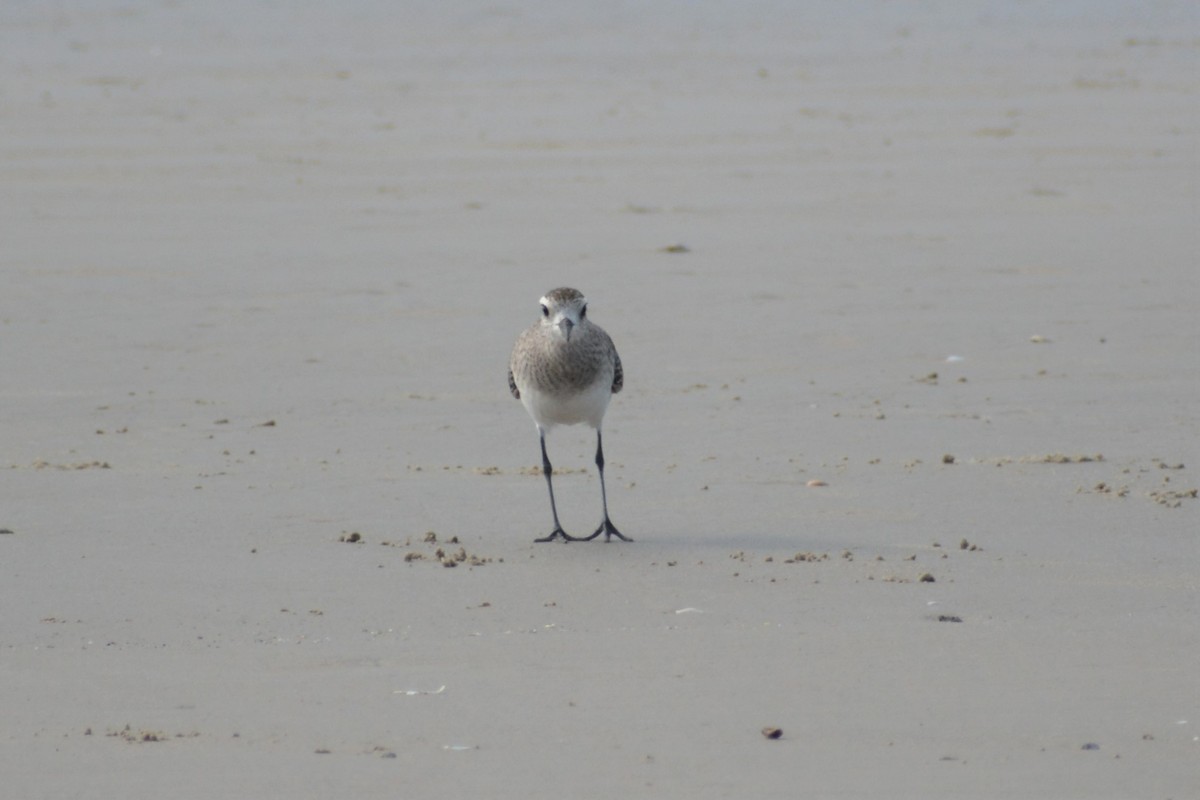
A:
[508,287,630,543]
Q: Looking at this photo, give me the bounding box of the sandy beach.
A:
[3,2,1198,797]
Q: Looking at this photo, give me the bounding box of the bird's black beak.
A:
[558,318,574,341]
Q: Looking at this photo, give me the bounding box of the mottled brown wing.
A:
[611,349,623,394]
[508,368,520,399]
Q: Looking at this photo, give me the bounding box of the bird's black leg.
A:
[534,429,576,543]
[581,429,631,542]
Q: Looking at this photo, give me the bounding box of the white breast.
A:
[521,374,613,430]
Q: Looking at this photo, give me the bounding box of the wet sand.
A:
[3,2,1198,797]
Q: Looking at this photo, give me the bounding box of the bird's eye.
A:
[580,305,587,318]
[541,305,549,317]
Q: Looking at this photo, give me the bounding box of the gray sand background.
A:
[3,2,1198,797]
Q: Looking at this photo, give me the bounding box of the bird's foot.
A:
[580,518,632,543]
[534,527,578,543]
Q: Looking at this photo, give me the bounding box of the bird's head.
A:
[539,287,588,343]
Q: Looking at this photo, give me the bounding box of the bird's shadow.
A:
[531,529,835,555]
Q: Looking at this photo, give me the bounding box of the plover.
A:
[509,287,630,543]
